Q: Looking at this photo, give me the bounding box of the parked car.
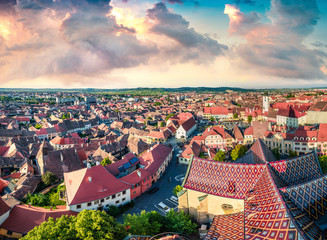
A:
[148,186,159,194]
[158,202,171,213]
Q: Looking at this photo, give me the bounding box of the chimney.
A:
[88,177,92,182]
[137,170,141,178]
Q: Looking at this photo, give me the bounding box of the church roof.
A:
[183,139,327,239]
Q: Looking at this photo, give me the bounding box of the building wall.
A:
[0,211,10,225]
[130,176,153,199]
[68,189,131,212]
[179,189,244,224]
[306,111,327,124]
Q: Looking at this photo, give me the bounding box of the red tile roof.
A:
[105,152,137,176]
[180,117,196,132]
[0,198,11,216]
[64,165,130,205]
[139,144,172,175]
[120,169,152,185]
[317,123,327,142]
[0,204,77,234]
[0,178,9,194]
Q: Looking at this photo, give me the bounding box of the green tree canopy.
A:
[233,113,238,119]
[123,210,197,236]
[173,185,183,196]
[288,150,297,158]
[160,121,165,127]
[124,211,163,236]
[247,115,253,123]
[271,148,281,160]
[101,157,112,166]
[22,210,127,240]
[210,117,215,122]
[42,171,57,186]
[165,210,197,235]
[319,155,327,174]
[230,144,247,161]
[214,150,225,162]
[35,123,42,129]
[165,113,175,122]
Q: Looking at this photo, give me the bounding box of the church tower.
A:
[263,96,269,113]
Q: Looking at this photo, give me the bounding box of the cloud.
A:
[165,0,199,7]
[0,0,228,85]
[146,2,227,64]
[233,0,256,5]
[0,0,158,83]
[224,0,326,80]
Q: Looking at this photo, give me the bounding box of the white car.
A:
[158,202,171,213]
[170,196,178,203]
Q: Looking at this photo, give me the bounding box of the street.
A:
[117,146,188,221]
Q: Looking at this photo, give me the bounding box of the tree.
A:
[271,148,281,160]
[42,171,57,186]
[319,155,327,174]
[35,123,42,129]
[214,150,225,162]
[233,113,238,119]
[22,210,127,240]
[165,113,175,122]
[210,117,215,122]
[165,210,197,235]
[288,150,297,158]
[124,211,162,236]
[173,185,183,196]
[160,121,165,127]
[230,144,247,161]
[24,193,48,206]
[247,115,253,123]
[101,157,112,166]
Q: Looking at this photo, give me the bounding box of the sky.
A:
[0,0,326,89]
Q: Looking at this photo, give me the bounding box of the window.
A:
[106,196,110,200]
[7,231,12,236]
[87,202,92,207]
[115,200,120,204]
[122,190,126,195]
[77,204,81,209]
[112,194,116,199]
[94,200,99,204]
[122,198,126,201]
[101,199,104,203]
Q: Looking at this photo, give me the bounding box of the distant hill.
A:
[0,87,252,95]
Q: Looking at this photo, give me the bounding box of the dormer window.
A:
[300,137,304,141]
[294,137,298,140]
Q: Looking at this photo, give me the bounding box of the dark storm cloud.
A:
[269,0,320,37]
[147,2,227,63]
[233,0,256,5]
[165,0,199,7]
[312,41,327,49]
[226,0,326,79]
